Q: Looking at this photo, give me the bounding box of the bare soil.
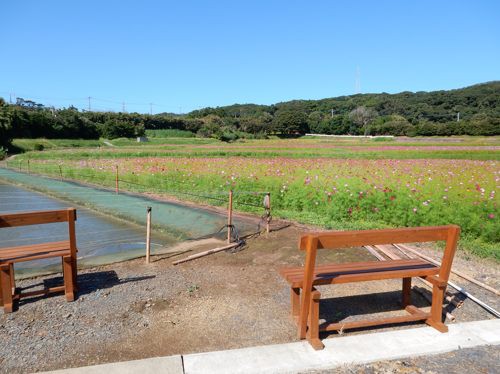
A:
[0,222,498,373]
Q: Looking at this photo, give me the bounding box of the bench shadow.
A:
[316,289,444,336]
[16,271,155,308]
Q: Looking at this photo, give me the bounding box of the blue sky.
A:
[1,1,499,113]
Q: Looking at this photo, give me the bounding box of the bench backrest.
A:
[299,225,460,282]
[0,208,78,256]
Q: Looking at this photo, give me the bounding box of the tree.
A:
[349,106,378,135]
[367,115,413,136]
[0,98,12,150]
[272,109,309,135]
[99,120,144,139]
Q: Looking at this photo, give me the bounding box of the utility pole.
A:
[457,112,460,122]
[122,101,126,113]
[149,103,153,115]
[331,109,334,118]
[88,96,91,111]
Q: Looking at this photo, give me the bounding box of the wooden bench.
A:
[279,225,460,350]
[0,208,78,313]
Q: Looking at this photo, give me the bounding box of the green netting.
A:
[0,168,259,278]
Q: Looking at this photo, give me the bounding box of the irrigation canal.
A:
[0,168,257,277]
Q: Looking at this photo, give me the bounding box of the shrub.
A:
[99,120,145,139]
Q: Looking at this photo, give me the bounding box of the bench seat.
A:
[280,258,438,287]
[0,241,71,264]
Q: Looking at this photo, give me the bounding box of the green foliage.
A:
[14,142,499,260]
[11,138,104,152]
[145,129,195,138]
[99,120,145,139]
[367,115,414,136]
[33,143,45,151]
[2,81,499,148]
[273,109,309,134]
[0,98,12,149]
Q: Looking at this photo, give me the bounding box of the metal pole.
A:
[146,207,152,264]
[115,165,119,194]
[227,190,233,244]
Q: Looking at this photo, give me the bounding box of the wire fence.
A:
[5,158,272,212]
[0,161,280,278]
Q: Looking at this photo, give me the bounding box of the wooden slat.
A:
[299,225,456,250]
[0,208,76,228]
[289,267,439,288]
[0,242,71,263]
[12,286,66,300]
[1,250,71,264]
[321,308,431,332]
[280,258,431,278]
[0,241,70,256]
[281,259,428,276]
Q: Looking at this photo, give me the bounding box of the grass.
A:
[145,129,195,138]
[4,136,499,261]
[11,138,105,152]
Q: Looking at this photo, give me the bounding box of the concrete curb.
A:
[42,319,500,374]
[42,356,184,374]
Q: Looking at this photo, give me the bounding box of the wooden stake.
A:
[227,190,233,244]
[146,207,152,264]
[264,192,271,234]
[172,242,240,265]
[115,165,119,194]
[395,244,500,296]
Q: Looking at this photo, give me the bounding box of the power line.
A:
[0,90,206,114]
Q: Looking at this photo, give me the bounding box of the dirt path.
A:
[0,223,498,373]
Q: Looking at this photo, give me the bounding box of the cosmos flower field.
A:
[8,138,500,259]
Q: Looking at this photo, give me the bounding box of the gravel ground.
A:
[0,223,498,373]
[303,344,500,373]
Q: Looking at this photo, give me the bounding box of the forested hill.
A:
[1,81,499,152]
[189,81,500,121]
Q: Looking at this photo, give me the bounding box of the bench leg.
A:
[71,257,78,292]
[426,284,447,332]
[291,287,300,323]
[402,277,411,307]
[62,256,76,302]
[0,269,3,307]
[306,288,324,350]
[0,265,13,313]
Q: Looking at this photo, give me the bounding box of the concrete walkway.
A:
[44,319,500,374]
